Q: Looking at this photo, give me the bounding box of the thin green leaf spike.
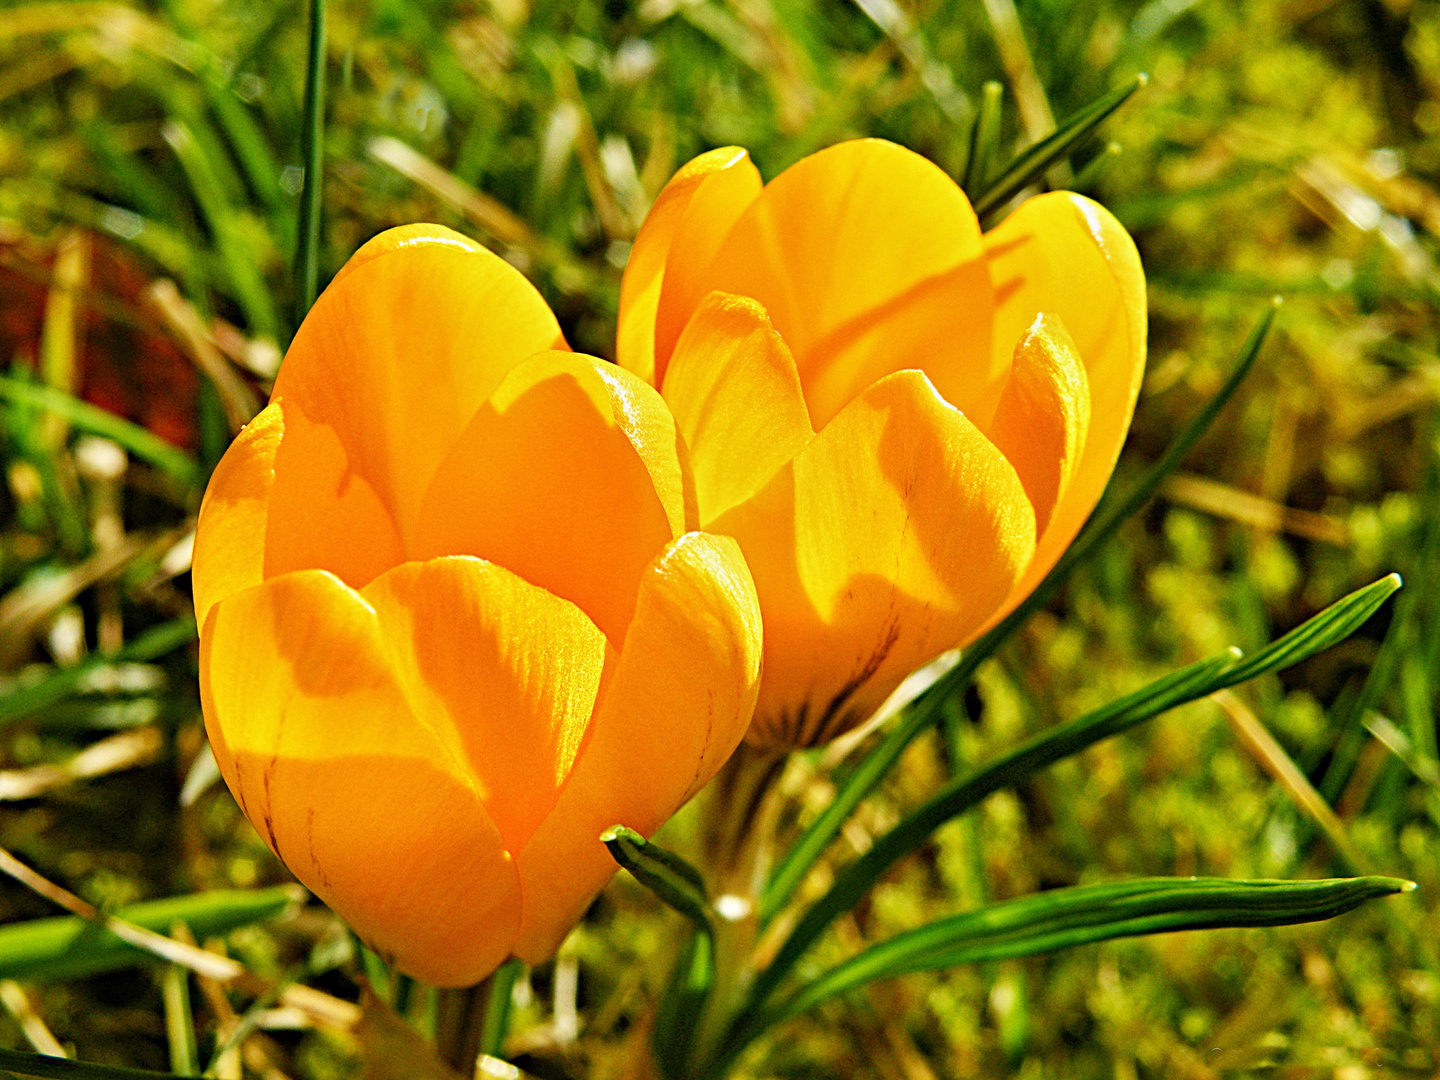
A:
[773,876,1412,1024]
[974,73,1146,225]
[717,572,1400,1078]
[293,0,327,329]
[961,81,1004,196]
[602,826,712,934]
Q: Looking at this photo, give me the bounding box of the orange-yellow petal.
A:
[200,570,522,986]
[984,192,1146,606]
[512,532,761,963]
[272,224,567,550]
[360,556,610,856]
[700,139,1001,428]
[984,313,1091,537]
[192,402,281,627]
[412,352,689,644]
[261,397,405,590]
[710,370,1036,747]
[617,147,762,385]
[661,292,813,525]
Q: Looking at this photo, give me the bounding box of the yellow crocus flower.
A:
[618,139,1146,747]
[193,225,762,986]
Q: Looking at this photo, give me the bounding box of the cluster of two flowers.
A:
[193,138,1147,985]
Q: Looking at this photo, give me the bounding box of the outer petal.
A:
[984,313,1091,537]
[360,556,610,856]
[272,224,567,550]
[617,147,762,386]
[700,139,1002,429]
[984,193,1147,608]
[711,370,1036,747]
[512,533,762,963]
[193,403,281,628]
[261,397,405,589]
[413,352,690,645]
[662,292,813,525]
[200,570,522,987]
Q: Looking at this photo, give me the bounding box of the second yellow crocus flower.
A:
[618,139,1147,747]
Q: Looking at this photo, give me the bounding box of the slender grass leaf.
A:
[0,887,298,983]
[294,0,327,326]
[653,930,714,1080]
[0,618,197,732]
[1216,573,1400,688]
[760,301,1279,928]
[602,826,712,932]
[961,81,1003,196]
[775,876,1410,1023]
[973,74,1146,224]
[0,379,202,488]
[0,1050,194,1080]
[162,119,279,341]
[480,958,524,1059]
[742,573,1399,1049]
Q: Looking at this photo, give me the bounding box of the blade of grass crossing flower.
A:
[0,379,202,488]
[602,826,712,933]
[294,0,327,327]
[759,302,1281,927]
[739,573,1400,1055]
[0,617,197,732]
[973,74,1146,225]
[0,1050,195,1080]
[604,826,717,1078]
[771,877,1411,1026]
[0,888,298,984]
[961,81,1004,196]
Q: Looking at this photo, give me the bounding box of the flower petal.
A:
[617,148,762,386]
[200,570,522,986]
[272,224,567,549]
[700,139,1001,428]
[984,192,1147,594]
[193,402,281,628]
[261,397,405,589]
[360,556,611,856]
[512,532,761,963]
[984,313,1091,537]
[710,370,1036,746]
[412,352,689,644]
[662,292,813,525]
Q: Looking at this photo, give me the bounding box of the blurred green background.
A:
[0,0,1438,1076]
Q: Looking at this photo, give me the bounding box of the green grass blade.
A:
[740,572,1398,1057]
[0,618,197,732]
[603,826,717,1078]
[652,930,715,1080]
[294,0,327,327]
[0,887,298,983]
[1215,573,1401,688]
[0,379,201,489]
[479,958,524,1059]
[162,119,279,341]
[759,301,1279,928]
[774,876,1410,1024]
[0,1049,195,1080]
[602,826,712,932]
[973,74,1146,224]
[961,81,1004,196]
